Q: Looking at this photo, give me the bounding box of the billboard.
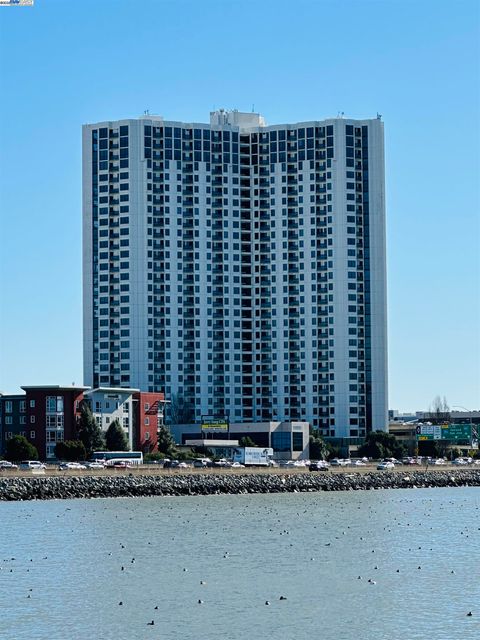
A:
[233,447,274,465]
[201,418,229,432]
[416,423,473,443]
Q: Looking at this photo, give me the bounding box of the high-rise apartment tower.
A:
[83,110,387,440]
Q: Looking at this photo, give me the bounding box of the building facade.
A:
[0,386,165,460]
[83,110,388,442]
[176,420,309,461]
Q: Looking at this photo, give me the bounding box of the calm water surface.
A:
[1,487,479,640]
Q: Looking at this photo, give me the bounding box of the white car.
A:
[352,460,366,467]
[230,462,245,468]
[85,461,105,469]
[58,462,87,470]
[0,461,18,470]
[377,461,395,470]
[20,461,46,470]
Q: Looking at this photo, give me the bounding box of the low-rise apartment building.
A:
[0,385,166,460]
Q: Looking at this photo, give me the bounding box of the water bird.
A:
[265,601,270,605]
[119,602,123,606]
[467,612,473,616]
[147,620,155,625]
[279,596,287,600]
[198,599,203,604]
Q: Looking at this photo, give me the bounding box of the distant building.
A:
[0,385,166,460]
[171,420,309,461]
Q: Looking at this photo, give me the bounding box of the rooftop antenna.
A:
[144,109,150,116]
[377,112,382,120]
[337,111,344,118]
[252,103,255,113]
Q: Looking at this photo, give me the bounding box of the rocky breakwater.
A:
[1,469,480,502]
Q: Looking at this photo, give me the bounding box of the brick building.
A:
[0,386,166,460]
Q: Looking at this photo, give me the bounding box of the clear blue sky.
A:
[0,0,479,412]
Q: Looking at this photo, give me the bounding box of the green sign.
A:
[442,424,472,442]
[416,423,472,443]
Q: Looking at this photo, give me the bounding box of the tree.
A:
[54,440,86,462]
[239,436,257,448]
[168,393,194,425]
[156,424,177,457]
[5,435,39,462]
[309,430,330,460]
[428,396,451,424]
[77,402,105,457]
[105,419,130,451]
[417,439,446,458]
[358,430,406,460]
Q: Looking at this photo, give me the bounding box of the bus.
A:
[92,451,144,466]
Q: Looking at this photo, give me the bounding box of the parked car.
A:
[84,461,105,469]
[58,462,87,470]
[384,457,401,465]
[163,459,180,469]
[351,460,366,467]
[377,461,395,470]
[330,458,349,467]
[111,461,133,469]
[453,458,469,466]
[309,461,330,472]
[19,461,46,470]
[213,459,229,467]
[230,462,245,468]
[192,458,212,468]
[0,461,18,470]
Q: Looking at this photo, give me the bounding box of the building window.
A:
[30,400,35,408]
[292,432,303,451]
[144,431,150,440]
[5,401,12,413]
[271,431,291,452]
[5,416,12,425]
[144,403,150,411]
[46,396,64,413]
[144,417,150,426]
[30,416,35,424]
[30,431,36,439]
[20,401,26,413]
[5,431,12,439]
[20,416,26,424]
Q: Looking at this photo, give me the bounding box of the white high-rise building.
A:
[83,110,388,442]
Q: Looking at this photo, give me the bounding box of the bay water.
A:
[1,487,479,639]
